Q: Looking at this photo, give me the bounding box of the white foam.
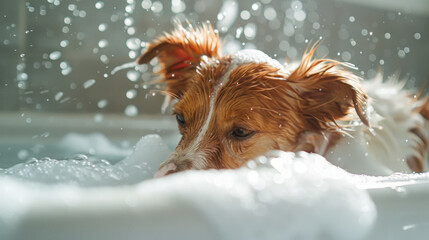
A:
[168,151,376,240]
[231,49,285,70]
[0,134,171,186]
[59,132,132,158]
[0,148,379,240]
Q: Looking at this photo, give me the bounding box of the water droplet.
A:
[25,158,39,164]
[17,72,28,81]
[240,10,250,20]
[126,38,141,50]
[171,0,186,13]
[349,16,355,22]
[94,113,104,122]
[17,149,29,160]
[100,55,109,64]
[61,67,72,75]
[98,23,107,32]
[244,22,257,40]
[83,79,96,89]
[60,61,68,69]
[128,50,137,59]
[125,105,138,117]
[41,132,50,138]
[124,17,134,26]
[341,51,351,61]
[126,89,137,99]
[414,33,421,40]
[97,99,108,109]
[251,3,260,11]
[64,17,71,25]
[78,10,87,18]
[398,49,406,58]
[384,32,391,39]
[127,70,140,81]
[141,0,152,10]
[60,40,69,47]
[294,10,306,21]
[72,154,89,161]
[55,91,63,101]
[402,224,416,231]
[98,39,108,48]
[95,1,104,9]
[404,47,410,53]
[151,1,163,13]
[264,7,277,21]
[127,27,136,35]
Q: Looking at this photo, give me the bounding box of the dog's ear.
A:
[286,46,369,129]
[137,22,220,107]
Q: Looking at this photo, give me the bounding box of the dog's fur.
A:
[136,23,429,177]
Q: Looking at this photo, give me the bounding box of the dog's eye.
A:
[231,127,255,140]
[176,114,185,125]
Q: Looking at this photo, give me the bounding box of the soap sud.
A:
[159,151,376,240]
[0,134,171,186]
[0,146,379,240]
[58,132,132,158]
[232,49,284,69]
[4,132,429,239]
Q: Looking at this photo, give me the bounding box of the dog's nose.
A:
[154,162,177,178]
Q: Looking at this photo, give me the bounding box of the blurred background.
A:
[0,0,428,115]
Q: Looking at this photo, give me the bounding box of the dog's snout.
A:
[154,162,177,178]
[154,158,194,178]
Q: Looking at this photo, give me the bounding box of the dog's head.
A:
[137,23,368,177]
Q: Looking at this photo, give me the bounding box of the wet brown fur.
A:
[137,22,427,174]
[137,22,220,101]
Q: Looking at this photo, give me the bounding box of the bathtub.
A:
[1,112,429,240]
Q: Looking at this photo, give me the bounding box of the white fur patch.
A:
[326,76,428,175]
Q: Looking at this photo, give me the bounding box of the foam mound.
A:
[151,150,377,240]
[0,136,377,240]
[0,134,171,186]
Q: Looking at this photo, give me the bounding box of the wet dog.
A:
[136,22,428,177]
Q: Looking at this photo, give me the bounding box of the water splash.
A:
[110,61,137,75]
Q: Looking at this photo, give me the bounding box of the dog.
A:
[136,22,429,177]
